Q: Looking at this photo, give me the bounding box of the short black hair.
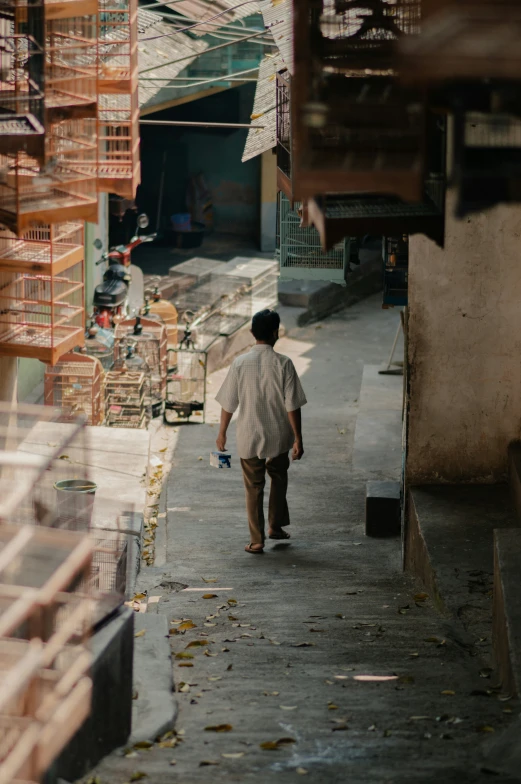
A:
[251,309,280,341]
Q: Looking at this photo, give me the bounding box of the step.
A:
[365,480,401,537]
[406,485,518,648]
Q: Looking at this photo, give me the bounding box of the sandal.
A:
[268,530,291,540]
[245,543,264,554]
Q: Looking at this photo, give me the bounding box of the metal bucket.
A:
[54,479,97,532]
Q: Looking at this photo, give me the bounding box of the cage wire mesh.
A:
[114,316,167,412]
[0,222,84,275]
[104,366,148,429]
[279,193,347,281]
[44,352,104,425]
[165,347,206,423]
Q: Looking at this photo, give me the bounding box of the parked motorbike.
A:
[92,214,157,328]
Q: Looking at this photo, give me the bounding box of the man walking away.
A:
[215,310,307,554]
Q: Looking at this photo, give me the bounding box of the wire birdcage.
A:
[45,14,98,121]
[97,0,140,199]
[165,347,206,424]
[0,259,85,363]
[279,193,348,282]
[44,352,104,425]
[104,366,148,428]
[292,0,425,202]
[114,316,167,411]
[0,221,83,275]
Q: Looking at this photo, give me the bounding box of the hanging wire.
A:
[139,65,260,88]
[139,30,272,74]
[140,0,263,41]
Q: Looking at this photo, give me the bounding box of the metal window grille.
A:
[279,193,348,283]
[276,70,291,179]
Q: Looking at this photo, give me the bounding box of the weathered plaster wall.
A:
[407,190,521,484]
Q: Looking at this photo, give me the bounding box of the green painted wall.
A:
[139,84,260,239]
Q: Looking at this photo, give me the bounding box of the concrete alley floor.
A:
[85,296,519,784]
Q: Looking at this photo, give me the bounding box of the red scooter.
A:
[92,214,157,328]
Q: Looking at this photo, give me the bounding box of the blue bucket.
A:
[171,213,191,232]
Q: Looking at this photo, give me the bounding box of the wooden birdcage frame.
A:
[0,522,93,782]
[105,366,147,428]
[114,315,167,403]
[0,221,83,274]
[45,14,98,122]
[0,258,85,363]
[96,0,140,199]
[0,122,98,233]
[291,0,425,203]
[399,0,521,85]
[44,352,104,425]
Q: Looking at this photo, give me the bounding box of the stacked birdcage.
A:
[44,352,104,425]
[165,347,206,424]
[97,0,140,198]
[291,0,425,203]
[0,522,94,783]
[0,401,97,782]
[104,365,148,428]
[114,316,167,415]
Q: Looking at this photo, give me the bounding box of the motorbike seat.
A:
[93,279,128,308]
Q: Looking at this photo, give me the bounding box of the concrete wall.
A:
[260,150,277,253]
[407,190,521,484]
[139,84,260,239]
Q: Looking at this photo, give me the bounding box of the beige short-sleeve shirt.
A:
[216,344,307,459]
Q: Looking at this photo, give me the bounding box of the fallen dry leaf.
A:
[134,630,146,638]
[296,768,308,775]
[208,676,222,682]
[260,741,280,750]
[178,663,193,668]
[328,703,339,710]
[222,752,245,759]
[178,621,197,632]
[169,760,177,766]
[477,725,495,733]
[203,594,218,599]
[175,652,194,660]
[292,642,314,648]
[205,724,233,732]
[130,774,147,782]
[227,664,233,671]
[179,683,190,693]
[228,599,238,606]
[133,741,153,750]
[280,705,297,710]
[441,690,455,696]
[186,640,208,649]
[205,650,218,657]
[202,578,218,583]
[414,592,429,603]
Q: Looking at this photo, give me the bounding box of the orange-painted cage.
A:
[0,221,84,275]
[0,523,93,783]
[0,119,98,234]
[114,316,167,403]
[44,352,104,425]
[0,259,85,363]
[97,0,140,199]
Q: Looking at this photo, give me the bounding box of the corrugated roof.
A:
[137,10,208,111]
[258,0,293,74]
[166,1,261,36]
[242,52,283,162]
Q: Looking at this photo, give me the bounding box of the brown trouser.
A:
[240,452,290,545]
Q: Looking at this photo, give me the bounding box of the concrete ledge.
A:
[493,529,521,698]
[47,606,134,783]
[406,485,518,623]
[130,613,176,744]
[278,258,382,325]
[508,441,521,520]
